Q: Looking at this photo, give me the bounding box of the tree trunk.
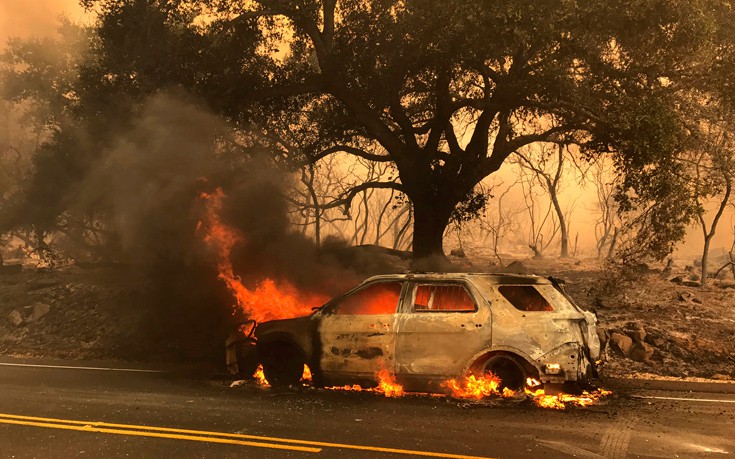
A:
[411,199,452,259]
[549,190,568,258]
[701,236,712,287]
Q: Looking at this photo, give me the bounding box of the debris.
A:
[229,379,247,388]
[711,374,731,381]
[8,310,23,327]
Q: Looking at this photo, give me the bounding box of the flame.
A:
[325,369,404,397]
[301,364,312,383]
[375,369,404,397]
[252,364,312,387]
[524,386,613,410]
[252,363,609,409]
[443,372,516,399]
[197,188,329,323]
[253,364,269,387]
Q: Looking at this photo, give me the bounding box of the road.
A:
[0,358,732,459]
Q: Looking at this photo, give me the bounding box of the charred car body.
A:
[250,273,600,392]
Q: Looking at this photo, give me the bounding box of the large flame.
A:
[197,188,329,323]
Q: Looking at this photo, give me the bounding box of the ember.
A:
[197,188,329,322]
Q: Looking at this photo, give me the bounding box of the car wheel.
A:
[483,355,526,391]
[260,343,304,387]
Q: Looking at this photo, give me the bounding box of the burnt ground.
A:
[0,255,733,381]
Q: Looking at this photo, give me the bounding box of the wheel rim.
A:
[484,356,525,391]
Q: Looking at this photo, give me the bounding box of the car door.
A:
[395,281,492,386]
[317,280,405,385]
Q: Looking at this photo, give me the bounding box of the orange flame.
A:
[197,188,329,323]
[252,364,609,409]
[524,386,612,409]
[252,364,312,387]
[443,373,517,399]
[325,369,405,398]
[253,364,269,387]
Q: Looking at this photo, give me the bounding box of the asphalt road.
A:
[0,358,732,459]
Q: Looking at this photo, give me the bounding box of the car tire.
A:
[483,354,526,391]
[260,343,304,387]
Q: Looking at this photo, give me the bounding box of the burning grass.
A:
[250,365,611,409]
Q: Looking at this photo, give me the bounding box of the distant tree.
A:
[586,158,621,259]
[688,112,735,287]
[80,0,735,258]
[478,180,519,266]
[514,143,572,257]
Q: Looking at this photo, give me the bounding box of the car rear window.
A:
[413,284,476,312]
[336,282,402,315]
[498,285,554,312]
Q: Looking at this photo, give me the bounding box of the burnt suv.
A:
[254,273,600,392]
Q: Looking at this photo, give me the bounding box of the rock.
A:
[712,374,731,381]
[229,379,247,388]
[8,310,23,327]
[630,342,655,362]
[26,302,50,323]
[630,328,647,344]
[677,292,693,302]
[691,297,702,304]
[682,280,700,287]
[645,335,666,347]
[610,332,634,358]
[449,248,466,258]
[669,276,685,284]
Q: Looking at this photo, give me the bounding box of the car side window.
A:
[334,281,402,315]
[412,284,476,312]
[498,285,554,311]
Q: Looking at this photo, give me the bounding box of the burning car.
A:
[248,273,600,393]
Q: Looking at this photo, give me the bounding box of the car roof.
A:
[363,272,551,285]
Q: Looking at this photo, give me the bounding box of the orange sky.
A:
[0,0,85,43]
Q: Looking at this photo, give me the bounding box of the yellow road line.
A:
[0,418,320,453]
[0,412,494,459]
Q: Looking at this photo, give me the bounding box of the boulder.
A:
[629,327,646,345]
[26,302,50,323]
[8,310,23,327]
[630,342,655,362]
[610,332,633,358]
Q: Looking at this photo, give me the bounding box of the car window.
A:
[335,282,402,315]
[412,284,476,312]
[498,285,554,311]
